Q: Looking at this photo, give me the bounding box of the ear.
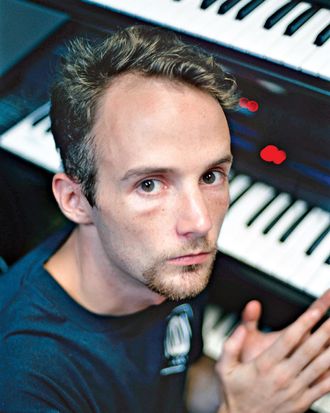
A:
[52,173,93,225]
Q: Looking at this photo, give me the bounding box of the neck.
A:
[44,226,166,316]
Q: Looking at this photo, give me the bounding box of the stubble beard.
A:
[143,247,217,301]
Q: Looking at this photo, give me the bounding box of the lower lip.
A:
[168,253,211,266]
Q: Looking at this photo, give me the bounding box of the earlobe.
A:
[52,173,93,225]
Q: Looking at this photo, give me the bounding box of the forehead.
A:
[93,74,231,175]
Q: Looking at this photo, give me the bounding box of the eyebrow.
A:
[121,154,233,181]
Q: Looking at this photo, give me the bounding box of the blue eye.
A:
[202,171,223,185]
[139,179,162,194]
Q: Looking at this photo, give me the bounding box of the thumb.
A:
[241,300,262,332]
[220,325,247,371]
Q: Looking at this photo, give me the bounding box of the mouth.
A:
[167,251,213,266]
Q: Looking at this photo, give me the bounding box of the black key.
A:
[218,0,242,14]
[262,198,294,235]
[314,23,330,46]
[325,255,330,265]
[279,207,311,243]
[284,6,320,36]
[229,180,253,209]
[200,0,219,9]
[236,0,265,21]
[306,225,330,255]
[264,1,298,30]
[32,112,49,127]
[246,192,278,227]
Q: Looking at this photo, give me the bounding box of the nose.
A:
[176,189,212,239]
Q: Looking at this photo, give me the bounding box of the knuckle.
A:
[282,331,296,349]
[300,341,317,359]
[255,357,271,375]
[273,365,292,389]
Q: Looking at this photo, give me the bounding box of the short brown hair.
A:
[50,25,238,206]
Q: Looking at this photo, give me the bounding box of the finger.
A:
[296,345,330,388]
[241,300,262,332]
[288,317,330,374]
[219,325,247,372]
[308,289,330,315]
[257,307,322,368]
[299,368,330,409]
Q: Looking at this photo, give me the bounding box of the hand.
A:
[215,290,330,413]
[239,300,280,363]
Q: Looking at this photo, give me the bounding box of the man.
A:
[0,25,329,413]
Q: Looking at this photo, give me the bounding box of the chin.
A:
[145,263,213,301]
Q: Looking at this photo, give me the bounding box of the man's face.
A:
[90,75,232,301]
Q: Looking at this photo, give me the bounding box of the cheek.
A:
[208,187,230,216]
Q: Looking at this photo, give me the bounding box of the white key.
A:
[137,0,199,29]
[274,208,330,285]
[312,395,330,413]
[162,0,226,36]
[243,2,312,58]
[218,182,275,255]
[301,39,330,78]
[198,0,253,46]
[238,192,292,261]
[267,8,330,68]
[289,219,330,289]
[229,0,289,52]
[306,263,330,297]
[283,10,330,69]
[247,200,308,271]
[85,0,153,17]
[203,304,223,337]
[228,174,252,203]
[290,225,330,289]
[203,311,238,360]
[0,103,62,172]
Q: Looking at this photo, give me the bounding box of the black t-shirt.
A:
[0,226,206,413]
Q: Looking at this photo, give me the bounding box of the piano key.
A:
[259,207,326,280]
[245,199,308,269]
[278,207,311,242]
[0,103,62,172]
[273,208,330,284]
[264,1,299,29]
[306,225,330,255]
[85,0,330,79]
[289,227,330,290]
[203,306,238,359]
[218,182,275,254]
[235,192,292,260]
[267,9,330,68]
[198,0,253,44]
[228,174,252,203]
[200,0,220,9]
[231,1,311,57]
[235,0,266,21]
[306,263,330,297]
[315,22,330,45]
[284,5,320,36]
[246,191,278,226]
[312,396,330,413]
[154,0,208,33]
[300,37,330,78]
[262,198,294,234]
[217,0,288,50]
[218,0,243,14]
